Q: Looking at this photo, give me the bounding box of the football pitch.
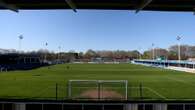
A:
[0,63,195,100]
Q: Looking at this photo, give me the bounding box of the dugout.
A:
[0,53,44,70]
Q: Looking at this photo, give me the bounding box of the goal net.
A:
[67,80,128,100]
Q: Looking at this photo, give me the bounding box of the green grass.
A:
[0,63,195,100]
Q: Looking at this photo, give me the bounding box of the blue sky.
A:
[0,10,195,52]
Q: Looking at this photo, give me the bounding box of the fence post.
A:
[68,81,71,99]
[139,83,143,100]
[98,81,101,100]
[56,83,58,100]
[125,80,128,100]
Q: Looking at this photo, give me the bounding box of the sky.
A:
[0,10,195,53]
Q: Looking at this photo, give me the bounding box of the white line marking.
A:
[165,76,195,86]
[129,86,167,99]
[144,87,167,99]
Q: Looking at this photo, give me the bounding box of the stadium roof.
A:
[0,0,195,13]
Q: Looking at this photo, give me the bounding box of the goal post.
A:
[68,80,128,100]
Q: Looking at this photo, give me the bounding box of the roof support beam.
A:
[135,0,153,13]
[65,0,77,12]
[0,0,18,12]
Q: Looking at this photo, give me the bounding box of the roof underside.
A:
[1,0,195,12]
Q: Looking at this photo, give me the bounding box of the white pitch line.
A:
[144,87,167,99]
[165,76,195,86]
[129,86,167,99]
[62,68,168,72]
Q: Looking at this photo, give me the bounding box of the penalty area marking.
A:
[144,87,167,99]
[164,76,195,87]
[131,86,166,99]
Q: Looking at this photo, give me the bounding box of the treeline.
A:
[1,44,195,62]
[0,49,78,63]
[78,49,140,60]
[27,49,78,63]
[79,45,195,60]
[143,45,195,60]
